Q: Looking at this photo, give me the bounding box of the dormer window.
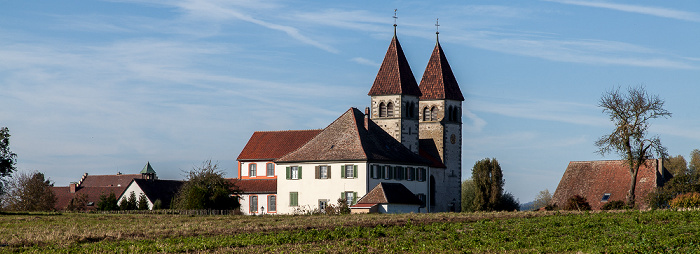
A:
[249,163,257,177]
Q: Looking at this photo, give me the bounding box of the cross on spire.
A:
[393,9,398,35]
[435,18,440,40]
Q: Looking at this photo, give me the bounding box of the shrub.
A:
[670,192,700,209]
[601,200,627,210]
[563,195,591,211]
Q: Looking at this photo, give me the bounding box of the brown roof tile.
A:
[367,35,422,97]
[230,179,277,194]
[53,186,126,210]
[79,174,141,188]
[551,159,669,210]
[237,130,322,161]
[418,41,464,101]
[356,182,422,205]
[275,108,430,165]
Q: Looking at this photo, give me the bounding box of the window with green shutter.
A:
[290,192,298,206]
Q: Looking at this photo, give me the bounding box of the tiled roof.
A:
[230,179,277,194]
[53,186,126,210]
[79,174,141,188]
[237,130,322,161]
[275,108,430,165]
[356,182,422,205]
[367,35,422,97]
[551,159,670,210]
[418,41,464,101]
[132,179,184,208]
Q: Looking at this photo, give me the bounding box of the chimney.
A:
[364,107,370,131]
[69,182,77,193]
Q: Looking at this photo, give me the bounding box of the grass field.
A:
[2,209,700,253]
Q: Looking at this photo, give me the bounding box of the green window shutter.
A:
[341,192,345,200]
[298,166,302,179]
[290,192,296,206]
[328,166,332,179]
[286,167,291,180]
[353,165,358,178]
[341,165,346,178]
[352,192,358,205]
[315,166,320,179]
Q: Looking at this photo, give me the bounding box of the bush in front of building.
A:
[563,195,591,211]
[670,192,700,209]
[601,200,627,210]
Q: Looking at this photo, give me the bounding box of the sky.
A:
[3,0,700,203]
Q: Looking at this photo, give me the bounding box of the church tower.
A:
[367,25,421,153]
[418,31,464,212]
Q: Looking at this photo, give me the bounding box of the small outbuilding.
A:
[351,182,424,214]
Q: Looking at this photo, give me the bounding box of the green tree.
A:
[461,179,477,212]
[689,149,700,176]
[120,191,138,210]
[531,189,553,210]
[137,193,149,210]
[472,158,504,211]
[173,160,240,210]
[2,171,56,211]
[0,127,17,196]
[596,86,670,207]
[97,192,119,211]
[664,154,687,176]
[65,193,89,211]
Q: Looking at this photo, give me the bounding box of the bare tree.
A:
[531,189,553,210]
[596,86,670,207]
[2,171,56,211]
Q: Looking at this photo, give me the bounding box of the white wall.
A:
[238,193,278,215]
[239,161,277,179]
[276,161,368,214]
[380,204,421,214]
[117,181,153,210]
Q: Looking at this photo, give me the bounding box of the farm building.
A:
[552,159,672,210]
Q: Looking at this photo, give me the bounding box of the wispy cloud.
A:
[450,30,699,69]
[351,57,380,67]
[544,0,700,22]
[470,96,606,126]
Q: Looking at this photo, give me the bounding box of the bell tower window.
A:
[423,107,430,121]
[379,102,387,117]
[386,102,394,117]
[431,107,438,121]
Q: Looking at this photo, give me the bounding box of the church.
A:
[236,25,464,214]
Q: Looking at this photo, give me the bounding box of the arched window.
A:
[386,102,394,117]
[431,107,438,121]
[423,107,430,121]
[379,102,387,117]
[448,106,455,121]
[452,107,459,122]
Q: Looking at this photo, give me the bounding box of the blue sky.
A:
[3,0,700,203]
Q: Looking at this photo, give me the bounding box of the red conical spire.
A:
[368,33,422,97]
[419,36,464,101]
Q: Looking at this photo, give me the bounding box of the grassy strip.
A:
[4,210,700,253]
